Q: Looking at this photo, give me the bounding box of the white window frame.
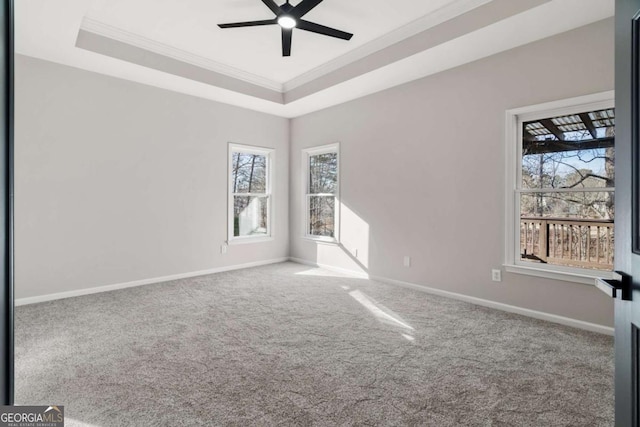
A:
[302,143,340,243]
[228,143,274,244]
[504,91,616,285]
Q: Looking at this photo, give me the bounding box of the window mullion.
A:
[233,193,269,197]
[518,187,615,194]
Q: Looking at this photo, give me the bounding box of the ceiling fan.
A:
[218,0,353,57]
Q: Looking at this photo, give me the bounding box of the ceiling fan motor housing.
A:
[217,0,353,57]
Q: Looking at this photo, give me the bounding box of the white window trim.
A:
[504,91,615,285]
[302,143,340,243]
[228,143,275,244]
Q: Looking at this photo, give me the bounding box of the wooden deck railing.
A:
[520,217,614,270]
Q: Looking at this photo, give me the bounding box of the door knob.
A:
[595,271,632,301]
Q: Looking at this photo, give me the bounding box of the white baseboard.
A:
[15,257,289,306]
[288,258,614,336]
[288,257,370,279]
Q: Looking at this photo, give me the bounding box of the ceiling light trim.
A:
[80,16,284,93]
[282,0,493,92]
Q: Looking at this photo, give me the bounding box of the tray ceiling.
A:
[16,0,614,118]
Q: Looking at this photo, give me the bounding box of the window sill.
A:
[228,236,273,245]
[504,263,615,285]
[302,236,339,245]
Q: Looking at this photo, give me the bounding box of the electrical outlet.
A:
[404,256,411,267]
[221,244,228,254]
[492,269,502,282]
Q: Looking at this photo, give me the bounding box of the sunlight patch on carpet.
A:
[348,290,414,332]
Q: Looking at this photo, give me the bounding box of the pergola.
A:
[523,108,615,154]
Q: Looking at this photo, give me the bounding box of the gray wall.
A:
[290,18,615,327]
[15,55,289,299]
[15,18,615,327]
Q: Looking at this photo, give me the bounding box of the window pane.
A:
[522,109,614,190]
[309,196,335,237]
[309,153,337,194]
[231,152,267,194]
[234,196,268,237]
[520,192,614,270]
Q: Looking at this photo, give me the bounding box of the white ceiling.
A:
[16,0,614,118]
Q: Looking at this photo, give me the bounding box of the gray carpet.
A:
[16,262,613,426]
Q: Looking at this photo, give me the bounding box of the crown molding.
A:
[282,0,493,92]
[79,16,284,93]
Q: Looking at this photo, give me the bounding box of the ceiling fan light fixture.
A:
[218,0,353,57]
[277,15,297,29]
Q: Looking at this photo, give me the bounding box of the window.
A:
[303,143,339,241]
[505,92,615,283]
[228,144,273,243]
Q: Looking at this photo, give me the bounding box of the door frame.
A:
[0,0,14,406]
